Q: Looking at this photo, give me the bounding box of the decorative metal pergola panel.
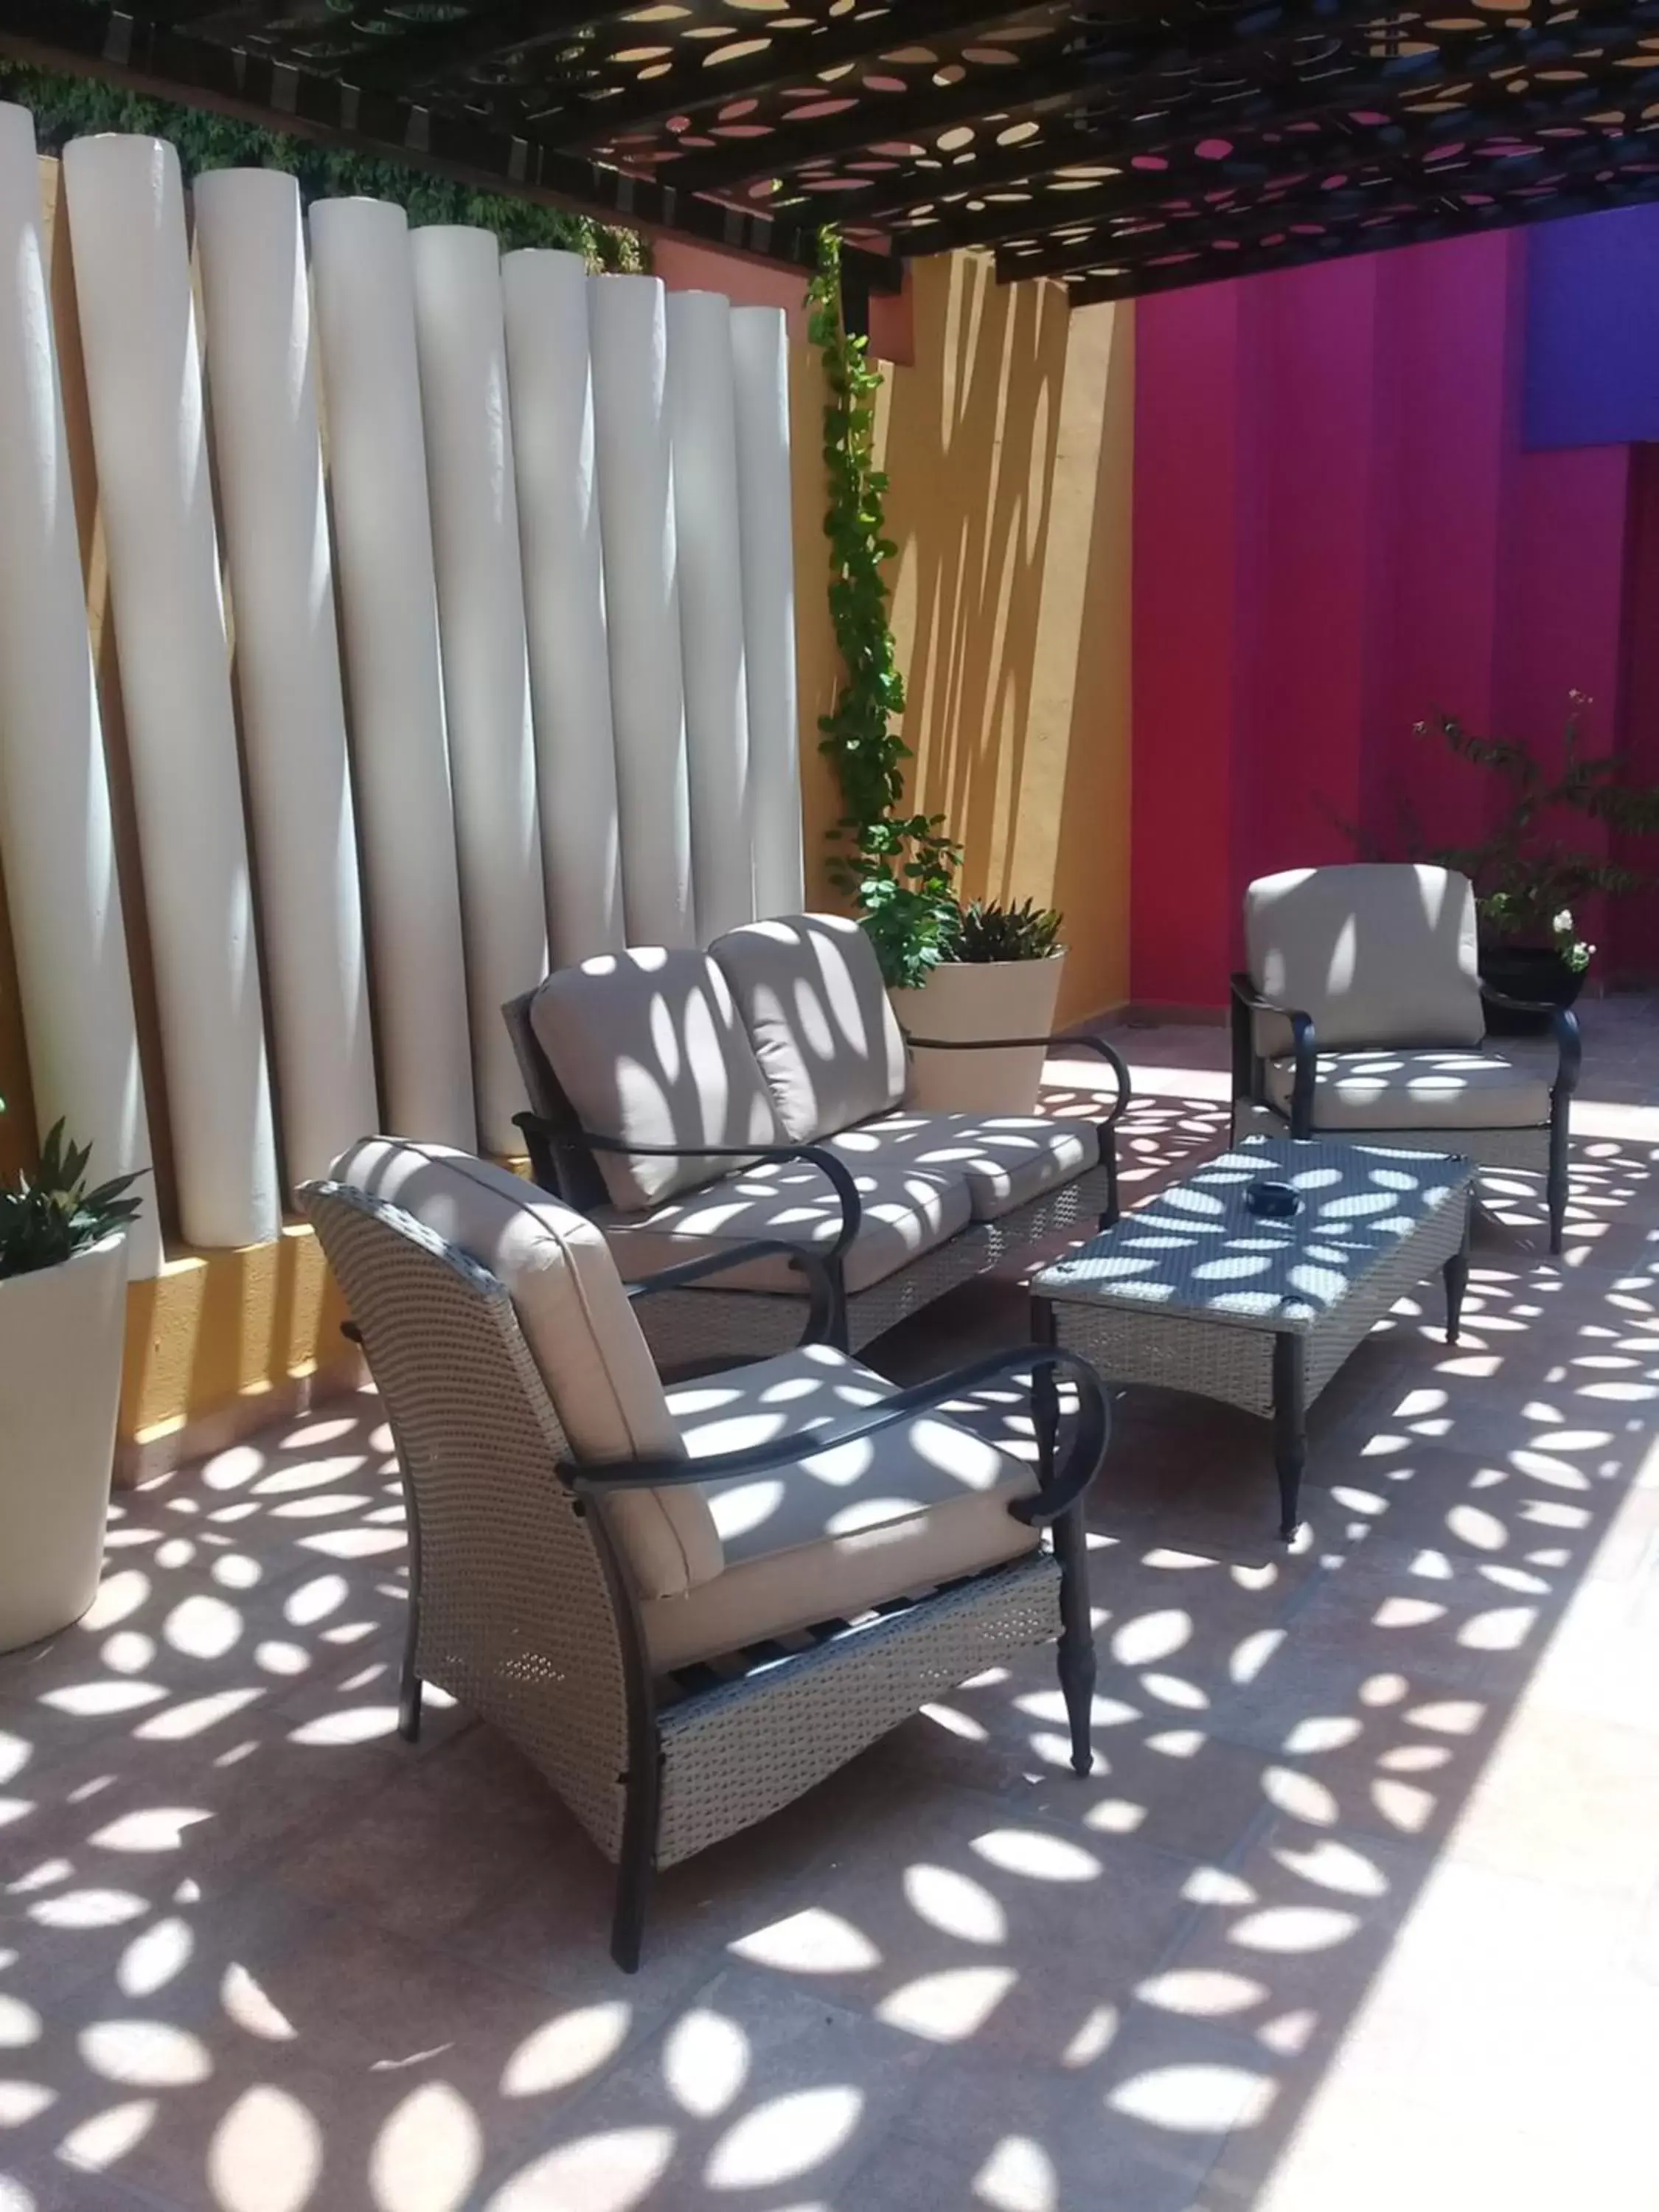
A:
[3,0,1658,300]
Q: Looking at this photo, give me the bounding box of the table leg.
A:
[1033,1299,1095,1776]
[1444,1209,1472,1344]
[1272,1333,1307,1543]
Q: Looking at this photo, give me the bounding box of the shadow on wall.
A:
[886,259,1135,1027]
[793,254,1135,1028]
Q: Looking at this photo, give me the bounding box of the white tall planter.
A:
[0,1235,126,1652]
[501,247,626,966]
[0,107,159,1276]
[588,272,695,947]
[308,196,476,1152]
[667,289,754,942]
[62,133,280,1251]
[410,225,549,1153]
[891,956,1066,1114]
[731,305,804,919]
[193,167,378,1189]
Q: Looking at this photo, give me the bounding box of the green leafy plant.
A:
[953,897,1064,964]
[0,1115,143,1281]
[0,61,646,270]
[807,228,960,989]
[1336,696,1659,973]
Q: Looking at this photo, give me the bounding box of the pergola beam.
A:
[665,0,1475,197]
[876,41,1659,262]
[1062,133,1659,299]
[344,1,633,96]
[0,2,904,291]
[567,0,1064,149]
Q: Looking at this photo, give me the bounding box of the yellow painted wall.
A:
[793,252,1135,1026]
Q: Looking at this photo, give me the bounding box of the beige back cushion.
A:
[712,915,908,1141]
[330,1138,722,1599]
[1245,865,1484,1052]
[528,948,785,1213]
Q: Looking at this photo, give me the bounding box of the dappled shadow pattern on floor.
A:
[1,1116,1656,2210]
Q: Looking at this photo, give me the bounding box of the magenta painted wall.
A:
[1132,224,1644,1006]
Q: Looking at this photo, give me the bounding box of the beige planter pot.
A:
[0,1234,126,1653]
[891,953,1066,1113]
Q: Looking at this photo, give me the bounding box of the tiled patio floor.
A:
[4,1003,1657,2212]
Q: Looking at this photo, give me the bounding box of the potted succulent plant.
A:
[890,897,1068,1111]
[1,1111,141,1652]
[1416,699,1659,1033]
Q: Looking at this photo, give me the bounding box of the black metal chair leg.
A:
[611,1748,662,1973]
[1099,1138,1120,1230]
[1054,1499,1096,1776]
[1272,1333,1307,1543]
[1548,1110,1570,1255]
[397,1666,423,1744]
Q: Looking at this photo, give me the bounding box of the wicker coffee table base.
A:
[1036,1194,1473,1538]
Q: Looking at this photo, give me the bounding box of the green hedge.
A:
[0,60,647,270]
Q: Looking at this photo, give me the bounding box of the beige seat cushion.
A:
[527,948,785,1213]
[594,1153,973,1295]
[828,1111,1099,1222]
[1247,865,1485,1052]
[1264,1048,1551,1131]
[330,1138,721,1601]
[641,1344,1040,1669]
[711,914,907,1141]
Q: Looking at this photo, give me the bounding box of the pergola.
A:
[3,0,1658,305]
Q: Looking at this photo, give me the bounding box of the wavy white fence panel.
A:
[308,197,475,1152]
[0,108,159,1275]
[502,248,625,967]
[194,167,378,1189]
[731,305,805,918]
[667,289,754,942]
[62,132,279,1249]
[410,225,548,1152]
[588,273,694,947]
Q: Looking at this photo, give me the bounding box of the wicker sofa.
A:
[1231,864,1581,1251]
[504,914,1130,1364]
[304,1138,1109,1968]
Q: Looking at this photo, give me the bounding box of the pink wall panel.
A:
[1130,228,1644,1006]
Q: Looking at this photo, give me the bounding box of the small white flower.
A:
[1552,908,1574,933]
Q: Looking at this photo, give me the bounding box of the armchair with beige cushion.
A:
[1231,864,1581,1251]
[303,1138,1108,1970]
[503,914,1130,1366]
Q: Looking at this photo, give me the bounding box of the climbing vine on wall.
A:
[0,62,647,270]
[807,227,959,990]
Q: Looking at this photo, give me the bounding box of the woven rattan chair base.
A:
[630,1162,1116,1369]
[1231,1099,1549,1177]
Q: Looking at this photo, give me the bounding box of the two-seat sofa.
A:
[504,913,1130,1364]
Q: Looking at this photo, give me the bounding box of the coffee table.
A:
[1031,1135,1476,1537]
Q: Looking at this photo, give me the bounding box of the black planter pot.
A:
[1479,945,1585,1034]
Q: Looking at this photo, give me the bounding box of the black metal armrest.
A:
[625,1237,836,1346]
[1479,987,1584,1098]
[900,1029,1132,1129]
[560,1343,1111,1534]
[1228,973,1318,1135]
[515,1113,863,1262]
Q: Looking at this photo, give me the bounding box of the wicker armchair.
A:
[1231,865,1581,1251]
[503,915,1129,1368]
[302,1138,1110,1971]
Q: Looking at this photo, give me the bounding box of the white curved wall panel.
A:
[308,197,476,1153]
[731,305,805,918]
[666,289,755,942]
[0,107,159,1276]
[410,225,549,1153]
[588,272,695,947]
[61,133,279,1250]
[193,167,378,1190]
[501,248,625,967]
